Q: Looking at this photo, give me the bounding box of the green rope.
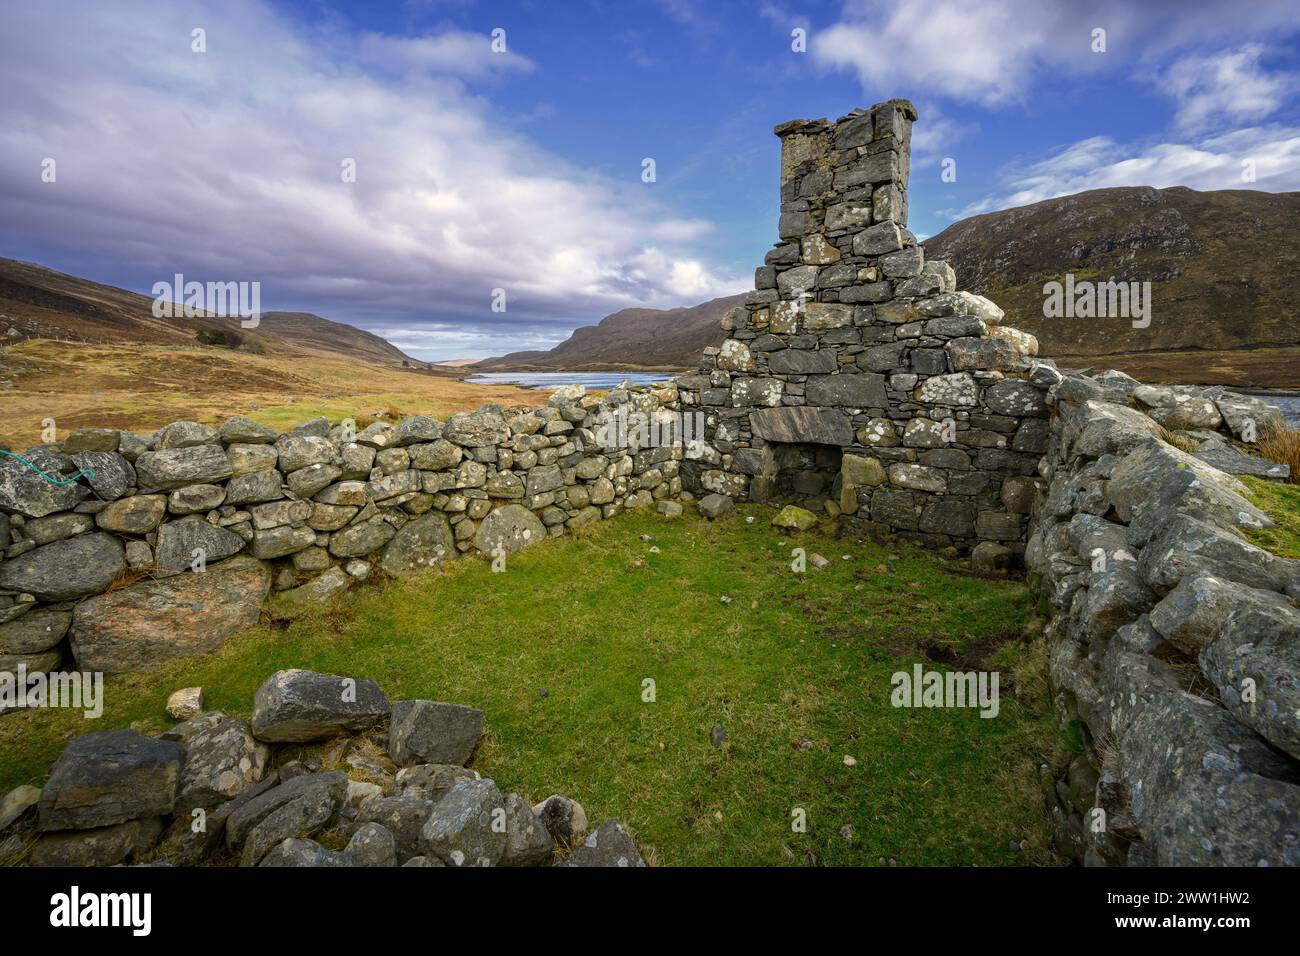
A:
[0,448,95,485]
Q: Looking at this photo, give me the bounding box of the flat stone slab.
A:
[0,533,125,602]
[750,406,853,446]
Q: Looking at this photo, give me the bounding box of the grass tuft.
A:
[1257,423,1300,485]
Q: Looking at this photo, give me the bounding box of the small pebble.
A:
[843,755,857,767]
[710,724,727,747]
[720,595,732,604]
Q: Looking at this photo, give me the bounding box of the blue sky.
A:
[1,0,1298,360]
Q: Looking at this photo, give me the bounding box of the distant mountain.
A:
[0,257,414,366]
[924,186,1300,385]
[475,293,746,371]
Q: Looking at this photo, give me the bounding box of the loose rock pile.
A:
[0,668,645,867]
[1028,370,1299,865]
[1,382,690,683]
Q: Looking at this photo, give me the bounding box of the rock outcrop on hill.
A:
[925,186,1300,385]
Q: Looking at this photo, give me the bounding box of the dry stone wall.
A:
[1029,371,1300,865]
[677,100,1051,554]
[0,382,688,682]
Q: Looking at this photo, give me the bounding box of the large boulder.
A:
[392,416,443,447]
[419,778,508,867]
[1139,515,1298,595]
[37,729,183,832]
[29,818,163,867]
[388,700,484,767]
[444,410,509,448]
[346,822,398,867]
[134,445,233,490]
[275,435,337,473]
[1149,574,1295,655]
[1107,441,1270,547]
[251,669,391,743]
[0,533,125,601]
[0,456,89,517]
[70,556,270,672]
[62,427,121,454]
[153,517,247,571]
[0,609,71,655]
[328,517,395,558]
[156,421,218,449]
[259,836,353,867]
[1201,601,1300,760]
[1071,401,1164,458]
[175,715,270,814]
[71,451,135,501]
[96,494,167,533]
[501,793,554,866]
[474,504,545,556]
[1105,652,1300,866]
[358,792,438,862]
[219,416,279,444]
[379,512,455,576]
[560,819,646,867]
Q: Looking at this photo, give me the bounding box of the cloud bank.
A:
[0,1,747,359]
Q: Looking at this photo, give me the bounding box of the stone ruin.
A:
[3,99,1299,868]
[678,99,1049,558]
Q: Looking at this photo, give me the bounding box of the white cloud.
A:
[0,0,746,360]
[1155,44,1297,132]
[814,0,1300,106]
[358,30,536,76]
[909,110,978,165]
[958,126,1300,217]
[814,0,1070,106]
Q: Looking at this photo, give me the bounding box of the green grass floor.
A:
[0,505,1062,866]
[1243,476,1300,559]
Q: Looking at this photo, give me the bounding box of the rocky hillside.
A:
[0,258,413,366]
[475,293,746,371]
[924,186,1300,376]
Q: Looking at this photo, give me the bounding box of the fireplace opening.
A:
[752,441,843,509]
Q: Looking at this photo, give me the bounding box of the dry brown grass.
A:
[1257,423,1300,484]
[1156,425,1201,455]
[0,339,545,450]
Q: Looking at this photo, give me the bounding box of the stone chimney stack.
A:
[677,98,1053,556]
[776,99,915,237]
